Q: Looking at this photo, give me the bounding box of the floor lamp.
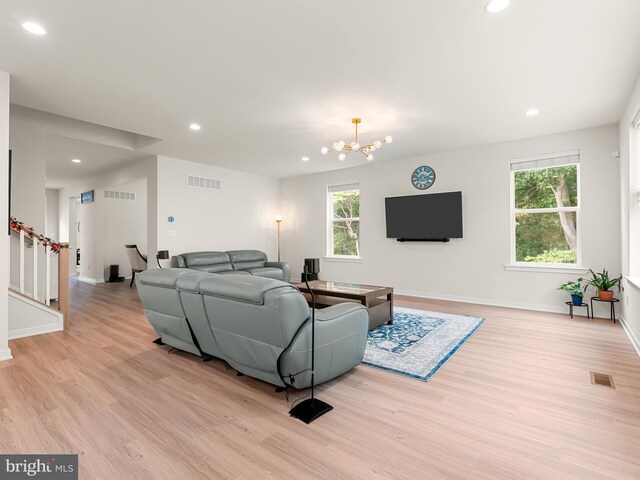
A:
[275,214,283,261]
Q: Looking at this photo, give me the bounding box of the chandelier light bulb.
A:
[351,142,360,151]
[321,146,329,155]
[338,153,346,161]
[384,135,393,143]
[373,140,382,148]
[366,154,374,161]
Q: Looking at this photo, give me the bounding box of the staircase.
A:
[8,221,69,339]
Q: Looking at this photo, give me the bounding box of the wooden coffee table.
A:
[293,280,394,330]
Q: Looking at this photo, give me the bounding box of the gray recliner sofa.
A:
[136,268,369,388]
[171,250,291,282]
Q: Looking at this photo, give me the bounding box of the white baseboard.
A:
[0,347,13,362]
[618,315,640,359]
[394,289,611,319]
[77,275,104,285]
[9,323,64,340]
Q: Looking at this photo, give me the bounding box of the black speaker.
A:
[304,258,320,274]
[108,264,124,283]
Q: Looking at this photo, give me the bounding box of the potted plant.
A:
[559,278,584,306]
[584,269,622,301]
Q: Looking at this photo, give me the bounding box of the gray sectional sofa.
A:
[171,250,291,282]
[136,268,369,388]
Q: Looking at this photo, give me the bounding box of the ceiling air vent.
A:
[187,175,221,190]
[103,190,136,200]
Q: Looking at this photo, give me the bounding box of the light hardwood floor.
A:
[1,279,639,479]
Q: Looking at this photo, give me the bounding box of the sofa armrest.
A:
[314,303,368,322]
[265,261,291,283]
[171,255,186,268]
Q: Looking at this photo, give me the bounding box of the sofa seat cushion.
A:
[247,267,284,280]
[217,270,250,275]
[199,275,290,304]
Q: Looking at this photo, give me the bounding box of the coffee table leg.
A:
[387,292,394,325]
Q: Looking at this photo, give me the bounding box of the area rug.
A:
[363,307,484,381]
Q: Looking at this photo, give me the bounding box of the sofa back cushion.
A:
[179,251,233,273]
[227,250,267,271]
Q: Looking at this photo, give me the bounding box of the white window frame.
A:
[326,182,361,260]
[634,114,640,203]
[508,150,583,270]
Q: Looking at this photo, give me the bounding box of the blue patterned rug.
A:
[363,307,484,381]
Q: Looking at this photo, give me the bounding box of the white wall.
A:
[9,106,47,231]
[619,72,640,353]
[103,179,147,278]
[281,125,621,314]
[0,72,11,361]
[156,156,280,258]
[45,188,59,239]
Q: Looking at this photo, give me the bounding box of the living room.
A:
[1,1,640,479]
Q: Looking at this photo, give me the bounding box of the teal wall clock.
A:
[411,166,436,190]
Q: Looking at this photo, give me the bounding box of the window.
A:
[510,151,580,265]
[327,183,360,258]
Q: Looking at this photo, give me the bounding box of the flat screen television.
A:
[385,191,463,241]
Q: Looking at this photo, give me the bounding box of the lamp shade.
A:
[157,250,170,260]
[274,214,283,222]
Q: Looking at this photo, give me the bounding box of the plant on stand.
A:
[559,278,584,306]
[584,269,622,301]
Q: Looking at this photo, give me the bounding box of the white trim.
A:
[0,348,13,362]
[78,275,104,285]
[8,323,63,340]
[323,256,362,263]
[394,289,614,319]
[625,276,640,289]
[618,315,640,359]
[505,264,588,274]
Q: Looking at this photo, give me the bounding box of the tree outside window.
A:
[328,184,360,257]
[513,162,579,264]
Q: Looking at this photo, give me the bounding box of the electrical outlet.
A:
[492,278,499,287]
[168,230,177,237]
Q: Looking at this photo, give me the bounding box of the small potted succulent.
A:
[559,278,584,306]
[584,269,622,301]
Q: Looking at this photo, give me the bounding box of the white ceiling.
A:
[45,135,148,189]
[1,0,640,179]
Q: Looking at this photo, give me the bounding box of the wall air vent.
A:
[187,175,221,190]
[103,190,136,201]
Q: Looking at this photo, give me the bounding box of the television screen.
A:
[385,191,463,240]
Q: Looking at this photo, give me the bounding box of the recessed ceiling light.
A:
[525,108,539,116]
[301,156,310,162]
[484,0,510,14]
[189,123,201,131]
[71,158,82,163]
[22,22,46,35]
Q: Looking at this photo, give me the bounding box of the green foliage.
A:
[585,269,622,292]
[331,189,360,256]
[523,248,576,264]
[515,213,576,263]
[515,165,577,209]
[558,278,584,296]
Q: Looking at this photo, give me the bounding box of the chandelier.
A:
[321,118,392,162]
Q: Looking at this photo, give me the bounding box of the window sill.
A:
[324,256,362,263]
[504,264,588,274]
[625,276,640,289]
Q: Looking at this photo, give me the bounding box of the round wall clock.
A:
[411,165,436,190]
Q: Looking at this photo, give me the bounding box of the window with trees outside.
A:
[511,151,580,265]
[327,183,360,258]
